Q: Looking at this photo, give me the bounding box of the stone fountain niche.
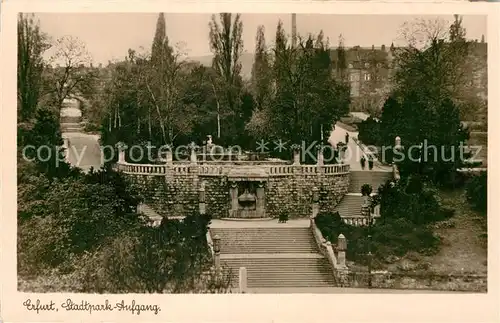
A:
[227,167,267,218]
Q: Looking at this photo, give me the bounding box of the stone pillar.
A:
[311,186,320,218]
[199,181,206,215]
[317,146,324,166]
[395,136,401,151]
[229,181,239,217]
[213,234,221,274]
[337,234,347,269]
[256,181,265,218]
[293,149,301,165]
[118,148,125,163]
[239,267,247,293]
[165,149,173,165]
[190,145,197,164]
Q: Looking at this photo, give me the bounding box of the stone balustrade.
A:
[114,160,350,177]
[341,214,381,226]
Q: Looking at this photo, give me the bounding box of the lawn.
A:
[387,187,487,276]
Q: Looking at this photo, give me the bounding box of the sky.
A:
[34,13,487,65]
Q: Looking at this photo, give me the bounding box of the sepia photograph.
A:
[14,11,490,295]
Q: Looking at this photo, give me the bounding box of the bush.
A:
[315,179,445,267]
[466,171,487,214]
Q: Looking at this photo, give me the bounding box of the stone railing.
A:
[115,161,350,177]
[114,163,167,175]
[342,213,381,226]
[267,165,295,175]
[310,218,339,279]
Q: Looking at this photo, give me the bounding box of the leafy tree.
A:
[251,25,272,111]
[336,34,348,82]
[357,116,381,146]
[269,27,350,148]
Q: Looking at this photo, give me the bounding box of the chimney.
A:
[291,13,297,48]
[481,34,485,43]
[381,44,386,52]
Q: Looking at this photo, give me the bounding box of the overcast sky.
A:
[34,13,487,64]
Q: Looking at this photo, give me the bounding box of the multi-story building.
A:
[329,39,487,115]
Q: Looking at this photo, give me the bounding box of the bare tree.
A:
[45,35,96,111]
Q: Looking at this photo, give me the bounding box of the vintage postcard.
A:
[1,0,499,322]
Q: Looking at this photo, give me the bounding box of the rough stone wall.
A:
[124,168,349,219]
[266,171,349,218]
[202,176,230,219]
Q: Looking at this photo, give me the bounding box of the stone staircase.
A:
[210,227,336,288]
[334,170,392,218]
[61,116,83,133]
[348,170,393,193]
[333,194,364,218]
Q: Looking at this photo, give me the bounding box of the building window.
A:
[349,74,355,82]
[365,62,370,68]
[364,73,371,81]
[348,63,353,69]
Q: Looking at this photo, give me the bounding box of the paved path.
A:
[329,122,391,172]
[62,132,103,173]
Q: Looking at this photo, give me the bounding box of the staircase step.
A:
[348,170,393,193]
[221,257,335,288]
[211,227,320,254]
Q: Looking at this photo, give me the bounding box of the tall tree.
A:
[269,29,350,148]
[251,25,271,111]
[144,13,188,145]
[336,34,348,82]
[208,13,244,141]
[17,13,49,122]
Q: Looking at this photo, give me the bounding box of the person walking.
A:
[345,132,349,144]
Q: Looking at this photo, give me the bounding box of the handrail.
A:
[310,218,339,279]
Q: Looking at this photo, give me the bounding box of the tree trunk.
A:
[148,107,152,140]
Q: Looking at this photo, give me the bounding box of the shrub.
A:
[361,184,373,196]
[466,171,487,214]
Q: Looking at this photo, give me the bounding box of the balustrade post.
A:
[117,142,127,164]
[239,267,247,294]
[189,142,198,164]
[213,234,221,276]
[316,145,324,167]
[166,149,173,165]
[292,145,301,165]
